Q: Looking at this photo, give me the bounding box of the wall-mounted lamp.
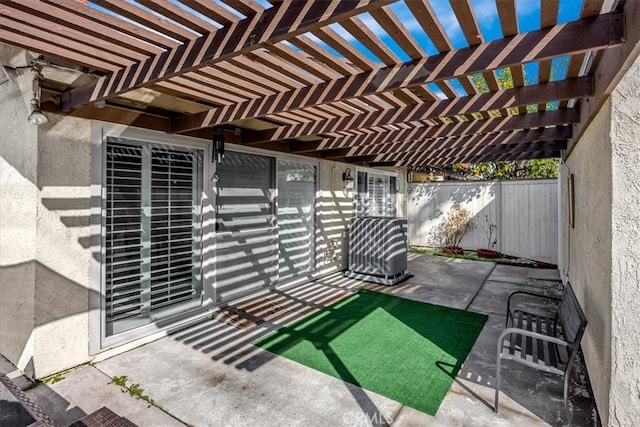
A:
[27,65,48,126]
[342,168,353,183]
[342,168,354,190]
[212,129,225,165]
[28,98,48,126]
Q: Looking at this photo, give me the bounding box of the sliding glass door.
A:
[214,151,278,303]
[104,138,204,336]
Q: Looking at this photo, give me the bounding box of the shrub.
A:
[438,206,476,248]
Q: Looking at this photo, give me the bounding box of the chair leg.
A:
[495,349,502,412]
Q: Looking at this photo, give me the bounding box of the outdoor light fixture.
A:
[27,66,48,126]
[212,130,225,165]
[28,98,48,126]
[342,168,354,183]
[342,168,354,190]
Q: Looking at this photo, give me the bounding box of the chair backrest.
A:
[558,283,588,347]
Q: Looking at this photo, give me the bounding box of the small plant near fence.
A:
[436,205,476,254]
[477,215,500,259]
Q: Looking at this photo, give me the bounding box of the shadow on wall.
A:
[408,182,497,249]
[0,261,92,378]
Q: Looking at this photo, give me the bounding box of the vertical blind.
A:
[105,139,203,336]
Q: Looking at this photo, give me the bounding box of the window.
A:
[355,169,397,217]
[104,138,203,336]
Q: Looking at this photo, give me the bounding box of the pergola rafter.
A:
[0,0,636,168]
[172,12,623,132]
[322,126,572,161]
[51,0,396,111]
[287,109,578,153]
[241,77,593,144]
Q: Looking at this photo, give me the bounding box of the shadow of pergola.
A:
[166,269,598,426]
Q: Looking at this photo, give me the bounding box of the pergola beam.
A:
[55,0,395,111]
[323,125,572,161]
[171,11,622,132]
[389,139,567,165]
[417,148,564,167]
[288,109,579,153]
[242,77,593,144]
[364,143,564,166]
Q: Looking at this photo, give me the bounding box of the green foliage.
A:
[434,250,497,263]
[408,247,434,255]
[42,372,65,384]
[110,375,128,387]
[109,375,154,407]
[450,159,559,180]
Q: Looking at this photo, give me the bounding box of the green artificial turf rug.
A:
[252,288,487,415]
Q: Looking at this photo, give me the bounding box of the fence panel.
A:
[407,179,557,263]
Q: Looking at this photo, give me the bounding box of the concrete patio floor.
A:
[22,254,599,426]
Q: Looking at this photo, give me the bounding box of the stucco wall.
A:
[0,68,93,377]
[607,53,640,426]
[563,52,640,426]
[564,97,613,425]
[0,70,38,376]
[33,113,93,376]
[315,161,355,274]
[1,98,364,376]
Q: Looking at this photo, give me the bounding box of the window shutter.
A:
[105,143,145,324]
[105,140,203,336]
[355,171,397,218]
[149,148,201,311]
[389,176,397,217]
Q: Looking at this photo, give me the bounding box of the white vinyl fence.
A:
[407,179,558,264]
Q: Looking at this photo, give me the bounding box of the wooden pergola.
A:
[1,0,638,167]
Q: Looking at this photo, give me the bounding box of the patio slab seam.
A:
[465,262,497,311]
[91,365,189,427]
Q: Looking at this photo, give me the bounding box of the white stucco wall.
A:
[563,53,640,426]
[33,113,93,376]
[315,160,355,274]
[608,53,640,426]
[1,76,363,376]
[0,70,38,376]
[563,98,613,423]
[0,66,93,377]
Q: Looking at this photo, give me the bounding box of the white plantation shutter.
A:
[105,139,203,336]
[369,174,386,216]
[356,171,397,217]
[105,143,144,325]
[149,148,202,311]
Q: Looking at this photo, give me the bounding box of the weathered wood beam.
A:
[419,149,563,167]
[364,149,563,167]
[363,144,563,166]
[172,11,622,132]
[568,0,640,156]
[398,140,567,166]
[333,125,572,160]
[288,109,578,153]
[55,0,394,111]
[242,78,592,144]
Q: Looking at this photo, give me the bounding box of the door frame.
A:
[213,144,320,295]
[90,123,215,354]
